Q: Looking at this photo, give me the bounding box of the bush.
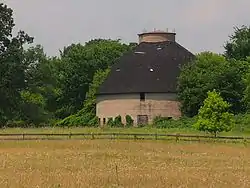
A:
[233,113,250,132]
[88,116,99,127]
[107,117,114,127]
[112,115,123,127]
[5,120,28,128]
[152,116,195,129]
[125,115,134,127]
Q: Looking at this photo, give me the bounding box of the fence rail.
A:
[0,133,250,142]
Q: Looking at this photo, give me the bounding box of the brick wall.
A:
[96,93,181,126]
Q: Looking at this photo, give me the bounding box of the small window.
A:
[103,118,106,125]
[140,93,145,101]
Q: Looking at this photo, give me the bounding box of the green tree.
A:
[224,25,250,60]
[0,3,33,125]
[55,39,133,118]
[16,45,58,124]
[194,90,234,136]
[177,52,249,117]
[57,68,110,127]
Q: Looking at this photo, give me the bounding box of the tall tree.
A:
[177,52,249,117]
[224,25,250,60]
[18,45,59,124]
[0,3,33,125]
[57,68,111,126]
[55,39,133,118]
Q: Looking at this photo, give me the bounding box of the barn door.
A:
[137,115,148,126]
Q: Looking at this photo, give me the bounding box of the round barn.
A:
[96,29,194,126]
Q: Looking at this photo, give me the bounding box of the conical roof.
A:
[98,40,194,95]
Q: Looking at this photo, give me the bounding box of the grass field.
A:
[0,140,250,188]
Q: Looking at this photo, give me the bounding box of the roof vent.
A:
[116,68,120,72]
[149,68,154,72]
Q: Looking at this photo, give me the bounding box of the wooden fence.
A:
[0,133,250,143]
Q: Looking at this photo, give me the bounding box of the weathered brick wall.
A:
[96,93,181,126]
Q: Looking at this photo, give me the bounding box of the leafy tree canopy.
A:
[224,25,250,60]
[194,90,234,136]
[55,39,134,118]
[177,52,250,117]
[57,68,110,127]
[0,3,33,124]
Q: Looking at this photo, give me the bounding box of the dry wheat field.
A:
[0,140,250,188]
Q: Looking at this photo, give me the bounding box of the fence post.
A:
[243,139,247,147]
[155,133,158,140]
[134,134,137,140]
[69,132,72,139]
[22,134,25,140]
[91,133,95,140]
[176,133,180,142]
[197,136,200,142]
[112,133,115,140]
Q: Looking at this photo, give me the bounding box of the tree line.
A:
[1,3,250,129]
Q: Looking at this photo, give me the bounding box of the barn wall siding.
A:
[96,93,181,126]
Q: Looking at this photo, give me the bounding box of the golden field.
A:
[0,140,250,188]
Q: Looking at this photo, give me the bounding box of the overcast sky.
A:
[3,0,250,56]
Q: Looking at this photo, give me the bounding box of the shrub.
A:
[113,115,123,127]
[107,118,114,127]
[88,116,99,127]
[152,116,195,129]
[125,115,134,127]
[56,68,110,127]
[233,113,250,132]
[194,90,234,136]
[6,120,27,128]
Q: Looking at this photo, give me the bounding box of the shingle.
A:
[97,41,194,95]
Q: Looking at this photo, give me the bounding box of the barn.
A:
[96,29,194,126]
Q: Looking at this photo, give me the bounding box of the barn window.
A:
[103,118,106,125]
[140,93,145,101]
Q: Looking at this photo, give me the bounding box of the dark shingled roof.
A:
[97,41,195,95]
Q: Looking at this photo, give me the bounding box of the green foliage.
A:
[1,3,249,131]
[56,40,134,118]
[19,90,51,124]
[0,3,33,125]
[194,90,235,136]
[113,115,123,127]
[56,69,110,127]
[177,52,250,117]
[243,72,250,111]
[233,113,250,133]
[107,118,114,127]
[125,115,134,127]
[6,120,27,128]
[106,115,124,127]
[153,116,195,129]
[224,25,250,60]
